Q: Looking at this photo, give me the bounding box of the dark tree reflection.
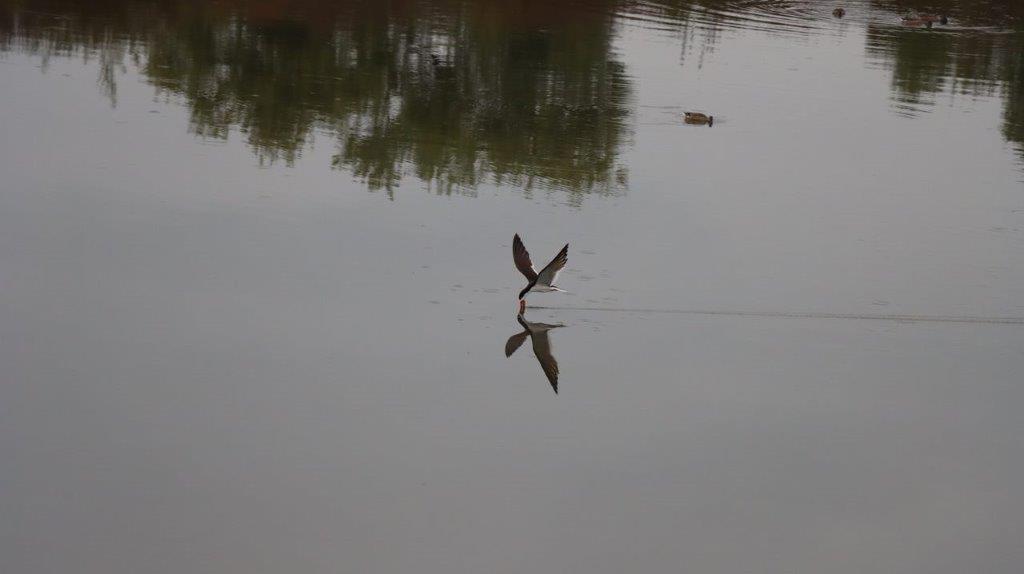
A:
[867,1,1024,158]
[1,0,632,197]
[4,0,1024,179]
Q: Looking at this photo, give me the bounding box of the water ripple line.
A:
[527,306,1024,325]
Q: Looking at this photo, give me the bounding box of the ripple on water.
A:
[614,1,1022,41]
[612,0,851,38]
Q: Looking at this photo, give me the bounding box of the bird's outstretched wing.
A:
[504,330,530,357]
[536,244,568,287]
[513,234,538,281]
[531,330,560,394]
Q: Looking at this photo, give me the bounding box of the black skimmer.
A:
[513,234,569,313]
[505,314,564,393]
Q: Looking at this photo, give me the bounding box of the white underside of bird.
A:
[529,284,566,293]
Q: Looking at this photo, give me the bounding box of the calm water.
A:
[2,1,1024,572]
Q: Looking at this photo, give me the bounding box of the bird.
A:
[505,314,564,393]
[918,14,948,24]
[900,15,933,27]
[901,14,946,27]
[832,7,845,18]
[684,112,713,126]
[513,234,568,313]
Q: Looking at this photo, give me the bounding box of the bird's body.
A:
[901,13,946,27]
[513,234,568,312]
[917,14,948,24]
[900,17,932,27]
[684,112,713,126]
[527,284,567,294]
[832,7,845,18]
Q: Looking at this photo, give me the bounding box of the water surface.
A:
[2,1,1023,572]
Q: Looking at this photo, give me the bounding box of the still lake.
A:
[2,1,1023,572]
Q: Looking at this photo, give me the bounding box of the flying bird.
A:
[513,234,568,313]
[505,314,564,393]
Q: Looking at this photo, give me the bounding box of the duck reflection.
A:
[504,314,565,394]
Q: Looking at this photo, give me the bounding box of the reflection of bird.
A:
[505,314,564,394]
[684,112,713,126]
[832,7,845,18]
[513,234,568,313]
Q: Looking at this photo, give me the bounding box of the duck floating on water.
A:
[833,7,845,18]
[901,13,947,27]
[900,16,933,27]
[684,112,713,126]
[918,14,948,25]
[513,234,569,313]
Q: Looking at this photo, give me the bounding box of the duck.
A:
[918,14,948,25]
[900,15,934,28]
[901,13,947,27]
[684,112,713,126]
[832,7,845,18]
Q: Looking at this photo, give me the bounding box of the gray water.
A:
[2,1,1023,572]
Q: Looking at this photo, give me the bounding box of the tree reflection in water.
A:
[3,0,1023,185]
[867,1,1024,158]
[1,0,632,198]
